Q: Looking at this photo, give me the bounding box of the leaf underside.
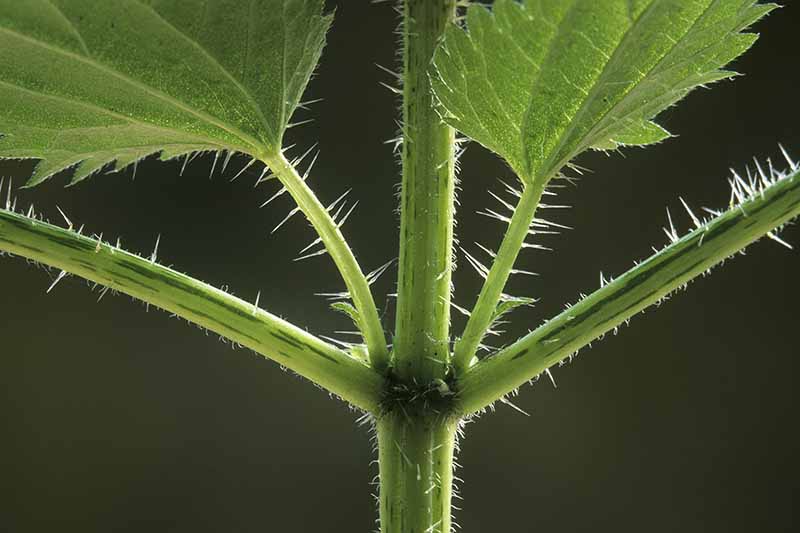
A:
[0,0,331,185]
[431,0,776,183]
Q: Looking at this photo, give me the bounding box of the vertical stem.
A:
[378,413,457,533]
[394,0,457,381]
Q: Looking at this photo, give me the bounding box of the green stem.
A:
[0,208,383,413]
[457,167,800,416]
[377,412,457,533]
[394,0,457,382]
[453,180,547,373]
[263,152,389,371]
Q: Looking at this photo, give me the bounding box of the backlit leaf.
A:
[431,0,775,182]
[0,0,331,184]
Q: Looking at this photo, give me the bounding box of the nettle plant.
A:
[1,0,798,531]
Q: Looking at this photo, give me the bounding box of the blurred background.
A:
[1,1,798,532]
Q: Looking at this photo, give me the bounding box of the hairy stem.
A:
[378,412,457,533]
[453,179,547,373]
[263,151,389,371]
[394,0,457,381]
[457,167,800,416]
[0,208,383,412]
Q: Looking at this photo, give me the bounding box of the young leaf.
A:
[0,0,331,184]
[492,294,536,324]
[431,0,775,183]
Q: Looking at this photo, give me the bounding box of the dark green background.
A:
[1,2,798,532]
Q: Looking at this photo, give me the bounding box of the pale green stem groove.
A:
[0,208,382,413]
[453,179,547,373]
[457,168,800,416]
[263,151,389,371]
[394,0,457,382]
[377,413,457,533]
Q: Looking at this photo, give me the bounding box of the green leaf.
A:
[0,0,331,185]
[331,301,362,329]
[491,294,536,323]
[431,0,775,182]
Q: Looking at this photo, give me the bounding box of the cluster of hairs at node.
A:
[378,371,460,419]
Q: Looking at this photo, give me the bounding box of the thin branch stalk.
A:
[457,167,800,416]
[453,179,547,372]
[0,208,383,412]
[263,151,389,371]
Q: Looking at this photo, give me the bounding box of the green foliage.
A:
[0,2,795,532]
[491,294,536,324]
[0,0,330,184]
[431,0,775,183]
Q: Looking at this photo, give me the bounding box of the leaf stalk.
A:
[263,151,389,371]
[453,178,547,372]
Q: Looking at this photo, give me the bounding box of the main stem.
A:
[394,0,457,381]
[380,2,459,532]
[378,413,457,533]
